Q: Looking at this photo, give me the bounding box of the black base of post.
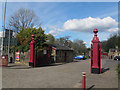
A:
[29,62,34,67]
[91,68,100,74]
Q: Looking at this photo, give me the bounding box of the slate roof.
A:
[52,44,73,50]
[43,44,73,51]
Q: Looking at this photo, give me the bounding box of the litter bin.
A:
[0,55,8,66]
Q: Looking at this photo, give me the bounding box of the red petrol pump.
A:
[91,29,101,74]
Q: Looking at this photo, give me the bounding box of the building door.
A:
[65,52,67,62]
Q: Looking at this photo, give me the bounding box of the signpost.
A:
[0,29,17,46]
[2,38,17,46]
[0,29,17,65]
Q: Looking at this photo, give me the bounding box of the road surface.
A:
[2,59,118,89]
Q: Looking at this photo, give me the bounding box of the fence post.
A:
[82,72,86,90]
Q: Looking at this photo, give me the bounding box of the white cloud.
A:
[89,41,92,46]
[47,26,64,36]
[43,27,47,30]
[47,17,118,36]
[107,28,118,32]
[83,41,87,44]
[48,30,58,36]
[63,17,118,33]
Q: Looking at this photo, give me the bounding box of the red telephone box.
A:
[91,29,101,74]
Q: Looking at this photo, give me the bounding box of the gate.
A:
[35,49,50,67]
[29,35,51,67]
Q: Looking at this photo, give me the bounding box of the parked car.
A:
[74,55,86,60]
[114,56,120,61]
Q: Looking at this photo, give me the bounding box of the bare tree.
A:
[8,8,40,32]
[55,36,70,46]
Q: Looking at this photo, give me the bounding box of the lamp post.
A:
[3,0,7,37]
[1,0,7,56]
[8,29,10,63]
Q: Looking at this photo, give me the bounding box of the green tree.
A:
[72,39,87,55]
[118,35,120,48]
[101,41,108,52]
[16,27,46,52]
[46,34,55,44]
[101,34,119,52]
[55,36,87,56]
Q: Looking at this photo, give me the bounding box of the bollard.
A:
[82,72,86,90]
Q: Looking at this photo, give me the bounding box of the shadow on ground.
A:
[87,85,95,90]
[7,64,22,67]
[101,67,110,73]
[2,64,31,69]
[3,63,64,69]
[34,63,64,68]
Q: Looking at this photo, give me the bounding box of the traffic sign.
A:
[0,37,17,46]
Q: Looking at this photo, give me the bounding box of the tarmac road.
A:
[2,59,118,88]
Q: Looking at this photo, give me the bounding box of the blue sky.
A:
[0,2,118,47]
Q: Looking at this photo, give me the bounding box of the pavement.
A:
[86,59,118,89]
[2,59,119,89]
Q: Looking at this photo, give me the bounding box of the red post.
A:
[91,44,93,73]
[99,43,101,74]
[34,44,36,67]
[29,34,36,67]
[82,72,86,90]
[91,29,101,74]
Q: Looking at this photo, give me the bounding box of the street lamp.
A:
[1,0,7,56]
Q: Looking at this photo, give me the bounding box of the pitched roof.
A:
[52,44,73,50]
[43,44,73,51]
